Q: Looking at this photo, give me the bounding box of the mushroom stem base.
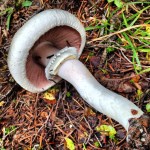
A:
[57,59,143,131]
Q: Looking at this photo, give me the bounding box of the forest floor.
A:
[0,0,150,149]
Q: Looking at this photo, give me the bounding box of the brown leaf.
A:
[139,115,150,128]
[3,28,9,37]
[90,56,100,67]
[131,75,140,83]
[118,82,136,93]
[40,112,48,118]
[78,130,88,144]
[84,107,96,117]
[116,130,126,139]
[43,98,56,104]
[139,81,149,89]
[134,82,142,90]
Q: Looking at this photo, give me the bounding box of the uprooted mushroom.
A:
[7,9,150,147]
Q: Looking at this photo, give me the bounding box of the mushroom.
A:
[8,9,85,93]
[8,9,149,146]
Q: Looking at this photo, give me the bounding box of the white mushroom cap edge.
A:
[7,9,86,93]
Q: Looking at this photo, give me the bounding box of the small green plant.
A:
[0,7,14,30]
[146,103,150,113]
[65,138,75,150]
[96,124,117,140]
[3,126,16,135]
[136,89,143,100]
[0,126,16,149]
[82,143,87,150]
[16,0,32,8]
[106,47,115,53]
[22,0,32,7]
[86,2,150,75]
[122,32,142,73]
[0,148,6,150]
[0,0,32,30]
[94,141,100,148]
[66,92,71,97]
[85,25,102,31]
[107,0,123,8]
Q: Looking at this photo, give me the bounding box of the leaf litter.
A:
[0,0,150,149]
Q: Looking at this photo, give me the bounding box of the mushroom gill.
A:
[26,26,81,89]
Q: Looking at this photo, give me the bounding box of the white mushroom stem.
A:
[57,59,143,130]
[45,47,143,132]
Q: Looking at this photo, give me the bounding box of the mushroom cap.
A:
[8,9,86,93]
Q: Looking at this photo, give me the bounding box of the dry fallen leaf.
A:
[40,111,48,118]
[90,56,100,67]
[42,88,59,104]
[43,91,55,100]
[0,101,5,107]
[84,107,96,117]
[43,91,56,104]
[43,88,59,104]
[78,130,88,145]
[118,82,136,93]
[131,75,140,83]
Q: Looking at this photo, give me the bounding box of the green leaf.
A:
[6,11,13,30]
[114,0,123,8]
[138,49,150,52]
[0,7,14,30]
[22,0,32,7]
[3,126,16,135]
[130,6,150,27]
[122,32,142,72]
[106,47,115,53]
[82,143,86,150]
[136,89,143,100]
[108,0,123,8]
[66,92,71,97]
[65,138,75,150]
[139,67,150,75]
[146,103,150,113]
[122,12,129,27]
[146,25,150,35]
[107,0,114,2]
[94,141,100,148]
[96,125,116,139]
[146,52,150,61]
[85,25,102,31]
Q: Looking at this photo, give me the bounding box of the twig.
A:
[32,105,54,142]
[83,117,93,144]
[88,24,150,43]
